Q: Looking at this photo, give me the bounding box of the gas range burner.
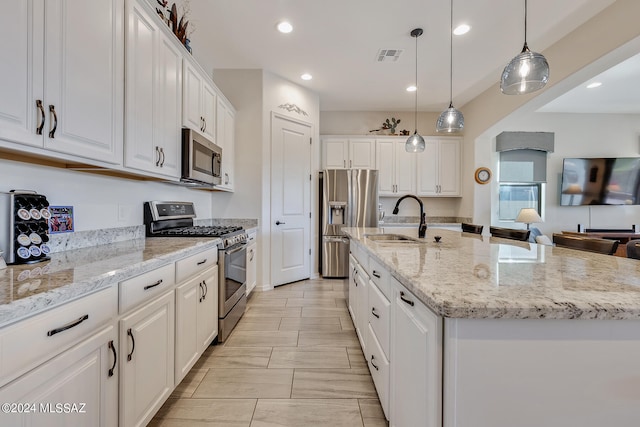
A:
[160,225,243,237]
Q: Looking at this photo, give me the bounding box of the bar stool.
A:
[552,233,618,255]
[489,226,530,242]
[461,223,483,235]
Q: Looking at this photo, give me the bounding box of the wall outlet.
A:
[118,204,129,222]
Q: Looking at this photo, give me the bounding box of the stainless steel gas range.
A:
[144,201,247,342]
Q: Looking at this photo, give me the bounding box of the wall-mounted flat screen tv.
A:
[560,157,640,206]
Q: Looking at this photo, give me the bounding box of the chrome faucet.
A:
[392,195,427,238]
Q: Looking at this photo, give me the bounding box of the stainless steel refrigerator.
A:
[320,169,379,278]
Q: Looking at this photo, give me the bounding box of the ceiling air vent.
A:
[376,49,403,62]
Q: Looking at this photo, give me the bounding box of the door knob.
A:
[275,221,286,225]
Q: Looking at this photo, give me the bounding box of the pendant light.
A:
[500,0,549,95]
[436,0,464,133]
[406,28,425,153]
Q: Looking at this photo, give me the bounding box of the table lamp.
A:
[516,208,542,230]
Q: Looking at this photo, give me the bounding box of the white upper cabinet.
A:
[124,0,182,178]
[417,137,461,197]
[215,96,236,192]
[322,137,376,169]
[0,0,123,164]
[376,138,416,196]
[183,60,216,142]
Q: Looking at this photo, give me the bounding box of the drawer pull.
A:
[370,355,379,371]
[371,307,380,318]
[108,340,117,377]
[197,259,207,265]
[47,314,89,337]
[372,270,381,279]
[127,328,135,361]
[400,291,415,307]
[144,279,163,291]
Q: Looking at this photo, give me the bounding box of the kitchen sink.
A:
[364,234,419,242]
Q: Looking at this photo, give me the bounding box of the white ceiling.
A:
[185,0,618,112]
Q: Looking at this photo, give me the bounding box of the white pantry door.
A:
[271,114,312,286]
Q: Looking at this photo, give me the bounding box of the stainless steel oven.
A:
[181,128,222,186]
[218,239,247,342]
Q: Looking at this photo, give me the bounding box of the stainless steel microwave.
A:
[181,129,222,186]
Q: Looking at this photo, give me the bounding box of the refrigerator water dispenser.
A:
[328,201,347,225]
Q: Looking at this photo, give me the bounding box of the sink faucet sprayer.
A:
[392,195,427,238]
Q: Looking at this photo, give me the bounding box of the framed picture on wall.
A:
[49,206,74,234]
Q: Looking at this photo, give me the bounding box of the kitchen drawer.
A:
[368,256,390,299]
[0,286,117,386]
[367,323,390,420]
[350,241,368,271]
[368,279,390,359]
[119,263,175,313]
[355,258,369,281]
[175,247,218,283]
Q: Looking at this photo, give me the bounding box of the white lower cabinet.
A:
[119,289,175,427]
[390,279,442,427]
[355,263,369,353]
[367,324,390,418]
[348,254,358,322]
[0,324,118,427]
[246,231,258,296]
[175,265,219,384]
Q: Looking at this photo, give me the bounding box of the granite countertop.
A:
[0,237,220,328]
[344,227,640,320]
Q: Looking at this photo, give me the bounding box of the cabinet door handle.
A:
[155,146,161,166]
[372,270,381,279]
[36,100,45,135]
[400,291,415,306]
[354,269,358,286]
[108,340,117,377]
[48,105,58,138]
[225,173,229,185]
[349,159,352,168]
[197,259,207,265]
[202,279,208,300]
[160,147,165,166]
[127,328,135,361]
[370,354,379,371]
[343,160,346,168]
[47,314,89,336]
[199,282,204,302]
[249,249,254,262]
[143,279,163,291]
[371,307,380,318]
[200,116,204,131]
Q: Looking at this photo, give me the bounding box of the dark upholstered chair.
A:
[626,239,640,259]
[489,226,530,242]
[461,223,483,235]
[552,233,619,255]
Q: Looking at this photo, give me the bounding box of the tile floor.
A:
[149,278,388,427]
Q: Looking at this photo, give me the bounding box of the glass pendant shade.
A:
[436,103,464,133]
[500,46,549,94]
[405,131,425,153]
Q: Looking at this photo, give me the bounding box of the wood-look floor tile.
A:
[336,298,348,308]
[347,347,367,369]
[152,398,256,426]
[363,418,389,427]
[252,290,304,299]
[268,348,350,369]
[286,297,337,307]
[279,317,342,332]
[303,290,348,299]
[359,399,386,419]
[197,346,272,369]
[291,368,377,399]
[193,368,293,398]
[298,330,360,348]
[224,330,298,347]
[247,298,288,307]
[171,368,208,398]
[251,399,363,427]
[234,318,282,331]
[340,316,356,331]
[302,307,351,318]
[244,306,302,318]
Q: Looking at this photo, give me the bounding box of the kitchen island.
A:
[344,227,640,427]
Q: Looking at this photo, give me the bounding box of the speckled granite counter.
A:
[344,227,640,320]
[0,237,220,328]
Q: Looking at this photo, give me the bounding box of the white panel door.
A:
[271,114,312,286]
[182,61,203,133]
[394,139,417,195]
[417,139,439,196]
[43,0,122,163]
[349,138,376,169]
[438,138,461,196]
[376,139,395,195]
[174,277,199,385]
[202,81,216,141]
[0,0,42,148]
[197,267,218,353]
[323,138,348,169]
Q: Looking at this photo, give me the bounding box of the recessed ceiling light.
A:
[586,82,602,89]
[406,85,417,92]
[453,24,470,35]
[301,73,312,81]
[277,21,293,33]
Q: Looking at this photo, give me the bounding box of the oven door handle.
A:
[225,243,247,255]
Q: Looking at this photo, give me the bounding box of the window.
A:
[499,183,542,221]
